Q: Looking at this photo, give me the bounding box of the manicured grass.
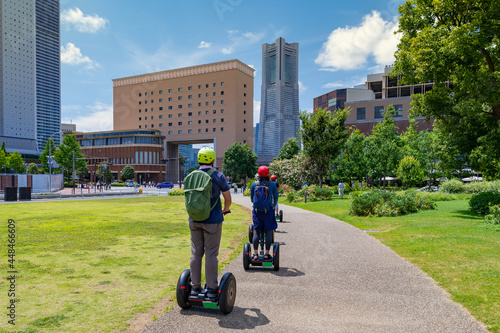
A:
[0,197,250,333]
[283,196,500,333]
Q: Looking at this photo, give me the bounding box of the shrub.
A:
[111,183,125,187]
[244,189,251,197]
[469,191,500,214]
[284,185,334,203]
[349,190,435,217]
[168,188,185,196]
[484,204,500,225]
[417,192,457,202]
[464,180,500,193]
[440,179,465,193]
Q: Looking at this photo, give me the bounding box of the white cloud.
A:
[322,82,345,89]
[62,102,113,132]
[61,7,108,33]
[221,47,234,55]
[298,81,307,94]
[198,41,211,48]
[253,100,261,127]
[60,42,97,69]
[315,11,400,71]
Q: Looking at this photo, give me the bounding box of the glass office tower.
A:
[257,37,299,163]
[0,0,60,154]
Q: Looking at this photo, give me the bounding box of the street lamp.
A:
[48,131,63,193]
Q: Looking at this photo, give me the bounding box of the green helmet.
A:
[198,147,216,164]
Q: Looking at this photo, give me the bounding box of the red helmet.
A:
[257,165,269,178]
[270,175,277,181]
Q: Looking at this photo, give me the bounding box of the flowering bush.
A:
[285,185,334,202]
[484,204,500,225]
[269,152,318,190]
[168,188,185,196]
[469,191,500,214]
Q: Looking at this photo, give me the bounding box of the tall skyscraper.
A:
[0,0,60,155]
[257,37,300,164]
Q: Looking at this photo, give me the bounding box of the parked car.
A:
[125,180,135,187]
[157,182,174,189]
[416,186,439,192]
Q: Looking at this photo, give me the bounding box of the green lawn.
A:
[0,197,250,333]
[283,196,500,333]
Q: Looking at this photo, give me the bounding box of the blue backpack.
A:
[253,181,271,213]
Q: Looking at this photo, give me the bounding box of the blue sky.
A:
[60,0,403,132]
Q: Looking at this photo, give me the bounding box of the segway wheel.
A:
[243,242,251,270]
[218,273,236,314]
[176,269,192,309]
[248,224,254,243]
[271,229,275,244]
[272,243,280,271]
[279,210,283,222]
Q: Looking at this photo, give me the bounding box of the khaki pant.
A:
[189,222,222,290]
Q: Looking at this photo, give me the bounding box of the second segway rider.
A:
[270,175,280,218]
[250,166,279,260]
[184,147,231,298]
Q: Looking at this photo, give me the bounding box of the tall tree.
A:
[40,138,56,174]
[393,0,500,178]
[298,108,349,187]
[365,106,403,189]
[332,129,368,183]
[0,141,7,155]
[54,134,86,179]
[0,149,7,173]
[223,142,258,182]
[96,162,112,182]
[397,156,425,189]
[277,137,300,160]
[120,165,135,181]
[7,151,25,174]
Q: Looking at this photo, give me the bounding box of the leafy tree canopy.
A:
[96,162,112,181]
[120,165,135,181]
[54,134,86,179]
[393,0,500,178]
[0,150,7,172]
[223,142,258,182]
[40,138,56,174]
[331,128,368,183]
[397,156,425,188]
[8,151,25,174]
[278,137,300,160]
[27,163,39,174]
[298,108,349,187]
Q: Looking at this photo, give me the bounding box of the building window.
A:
[145,108,148,112]
[151,124,154,128]
[178,130,182,134]
[221,109,224,114]
[178,96,182,100]
[243,119,246,123]
[198,103,202,107]
[159,90,163,94]
[169,97,173,101]
[206,102,209,106]
[221,100,224,105]
[244,93,246,97]
[159,99,163,102]
[213,92,217,96]
[169,106,173,110]
[145,101,148,104]
[188,86,193,90]
[221,118,224,122]
[206,93,209,97]
[213,119,216,123]
[159,107,163,111]
[139,117,142,121]
[188,121,193,125]
[188,129,192,134]
[213,128,216,132]
[243,128,246,132]
[213,110,217,114]
[159,115,163,119]
[178,122,182,126]
[169,123,173,126]
[145,125,148,128]
[375,106,384,119]
[178,88,182,92]
[206,128,209,132]
[221,127,224,132]
[198,129,201,133]
[168,114,173,118]
[178,105,183,109]
[198,120,202,124]
[188,95,192,99]
[213,83,216,87]
[139,109,142,113]
[139,125,142,128]
[145,92,148,96]
[244,84,246,88]
[151,100,154,103]
[168,131,172,135]
[393,105,403,118]
[206,84,209,88]
[139,101,142,105]
[169,89,173,93]
[198,111,202,115]
[139,93,142,97]
[213,101,217,105]
[198,94,201,98]
[178,113,182,117]
[221,82,224,86]
[188,104,192,108]
[243,110,246,115]
[206,120,209,124]
[206,111,209,115]
[244,102,246,105]
[198,85,201,89]
[159,123,163,127]
[188,112,192,116]
[151,108,154,112]
[151,116,154,120]
[357,107,366,120]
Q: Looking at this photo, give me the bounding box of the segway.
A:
[243,227,279,271]
[248,224,274,243]
[176,269,236,314]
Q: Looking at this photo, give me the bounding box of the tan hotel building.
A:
[113,60,254,181]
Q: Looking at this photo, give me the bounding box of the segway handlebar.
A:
[223,209,231,215]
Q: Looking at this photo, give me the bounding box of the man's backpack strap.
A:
[206,169,220,210]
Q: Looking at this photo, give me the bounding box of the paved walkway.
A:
[144,194,487,332]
